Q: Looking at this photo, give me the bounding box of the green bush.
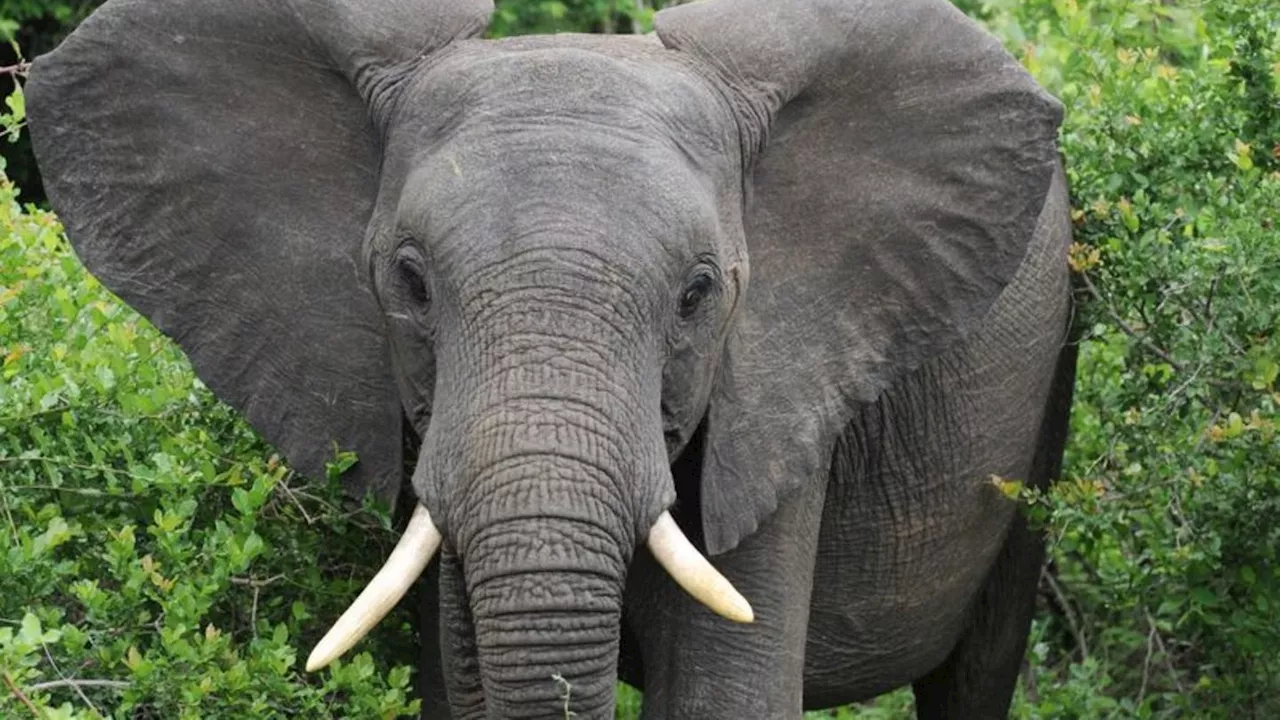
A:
[489,0,658,36]
[0,185,422,717]
[2,0,1279,718]
[985,0,1280,716]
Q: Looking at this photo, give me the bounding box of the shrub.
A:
[0,183,421,718]
[987,0,1280,716]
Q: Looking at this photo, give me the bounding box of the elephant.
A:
[26,0,1077,717]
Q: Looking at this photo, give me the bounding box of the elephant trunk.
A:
[446,392,639,718]
[431,282,653,718]
[466,513,625,718]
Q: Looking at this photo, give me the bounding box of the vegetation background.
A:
[1,0,1277,717]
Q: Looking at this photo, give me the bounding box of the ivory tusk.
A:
[646,511,754,623]
[305,504,442,672]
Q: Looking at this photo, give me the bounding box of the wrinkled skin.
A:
[27,0,1074,717]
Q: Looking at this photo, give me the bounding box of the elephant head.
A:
[27,0,1061,716]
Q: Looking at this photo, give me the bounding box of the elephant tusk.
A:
[306,504,441,672]
[646,511,754,623]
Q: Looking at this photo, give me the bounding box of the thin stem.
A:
[40,641,101,715]
[25,679,129,693]
[0,456,152,482]
[1145,608,1186,694]
[1041,565,1089,660]
[2,672,39,717]
[1078,270,1182,371]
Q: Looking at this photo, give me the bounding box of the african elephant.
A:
[27,0,1076,716]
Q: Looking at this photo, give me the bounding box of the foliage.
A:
[987,0,1280,716]
[0,184,420,716]
[2,0,1279,718]
[489,0,660,36]
[0,0,97,205]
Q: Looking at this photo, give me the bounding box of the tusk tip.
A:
[305,647,332,673]
[720,595,754,623]
[302,504,441,675]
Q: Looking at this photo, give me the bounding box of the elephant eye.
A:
[678,270,715,320]
[393,244,430,308]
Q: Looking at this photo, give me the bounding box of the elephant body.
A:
[807,169,1074,709]
[28,0,1075,717]
[622,170,1074,718]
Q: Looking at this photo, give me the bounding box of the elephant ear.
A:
[27,0,492,507]
[656,0,1064,555]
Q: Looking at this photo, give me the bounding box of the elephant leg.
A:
[912,340,1077,719]
[910,512,1044,719]
[626,473,828,719]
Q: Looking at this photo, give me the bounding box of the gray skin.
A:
[27,0,1074,718]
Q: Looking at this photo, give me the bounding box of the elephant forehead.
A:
[385,37,740,294]
[403,134,720,288]
[402,35,736,159]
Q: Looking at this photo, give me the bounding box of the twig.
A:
[552,673,576,719]
[1203,270,1220,331]
[1041,565,1089,660]
[1078,271,1182,370]
[1145,608,1185,694]
[229,574,284,587]
[1165,360,1206,402]
[0,62,29,77]
[1021,656,1040,704]
[231,574,283,639]
[2,671,39,717]
[0,476,18,544]
[26,679,129,693]
[1137,621,1156,704]
[42,640,100,715]
[277,477,314,525]
[1182,264,1247,356]
[1194,407,1223,452]
[632,0,648,34]
[0,456,152,482]
[601,0,615,33]
[4,485,108,497]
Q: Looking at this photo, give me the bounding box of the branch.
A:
[1083,267,1250,400]
[2,672,39,717]
[1137,620,1156,705]
[229,574,284,588]
[1078,270,1182,371]
[277,477,315,525]
[1041,565,1089,660]
[26,679,130,693]
[42,640,100,714]
[231,575,283,639]
[0,489,17,545]
[0,456,151,483]
[1145,608,1186,694]
[0,62,29,77]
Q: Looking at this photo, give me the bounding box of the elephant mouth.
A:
[303,504,753,672]
[663,427,683,456]
[660,400,683,452]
